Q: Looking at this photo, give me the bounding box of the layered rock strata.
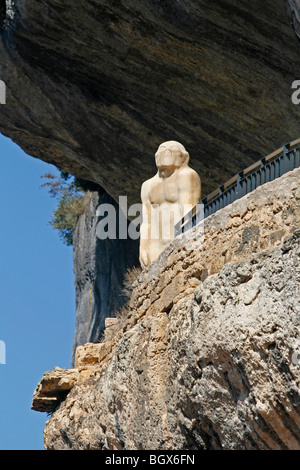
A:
[0,1,300,203]
[32,168,300,450]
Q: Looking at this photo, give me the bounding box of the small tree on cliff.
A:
[40,171,95,246]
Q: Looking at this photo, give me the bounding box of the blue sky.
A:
[0,134,76,449]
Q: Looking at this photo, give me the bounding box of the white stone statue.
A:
[139,141,201,268]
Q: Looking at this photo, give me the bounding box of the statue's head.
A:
[155,141,189,169]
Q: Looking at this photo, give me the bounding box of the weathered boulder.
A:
[31,367,79,413]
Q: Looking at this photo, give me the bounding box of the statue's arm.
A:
[178,170,201,218]
[139,182,151,268]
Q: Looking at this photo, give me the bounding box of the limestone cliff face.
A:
[71,191,139,366]
[32,168,300,450]
[0,1,300,203]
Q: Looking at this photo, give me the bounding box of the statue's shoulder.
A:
[141,175,157,189]
[177,166,201,184]
[141,174,158,199]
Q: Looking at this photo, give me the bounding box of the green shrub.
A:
[41,172,93,245]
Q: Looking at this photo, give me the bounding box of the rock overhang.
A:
[0,0,299,204]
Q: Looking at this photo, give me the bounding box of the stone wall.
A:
[128,166,300,320]
[32,168,300,449]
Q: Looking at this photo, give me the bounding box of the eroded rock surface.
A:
[32,169,300,450]
[71,191,139,365]
[41,232,300,450]
[0,1,300,203]
[31,367,79,413]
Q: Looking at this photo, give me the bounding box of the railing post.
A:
[281,144,289,176]
[194,202,204,226]
[218,185,224,209]
[201,197,208,219]
[261,157,266,185]
[174,218,182,237]
[235,171,243,201]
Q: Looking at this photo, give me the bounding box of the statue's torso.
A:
[140,166,201,267]
[146,171,184,246]
[149,173,180,206]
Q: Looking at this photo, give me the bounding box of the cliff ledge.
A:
[32,168,300,450]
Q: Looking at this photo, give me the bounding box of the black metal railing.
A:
[174,138,300,237]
